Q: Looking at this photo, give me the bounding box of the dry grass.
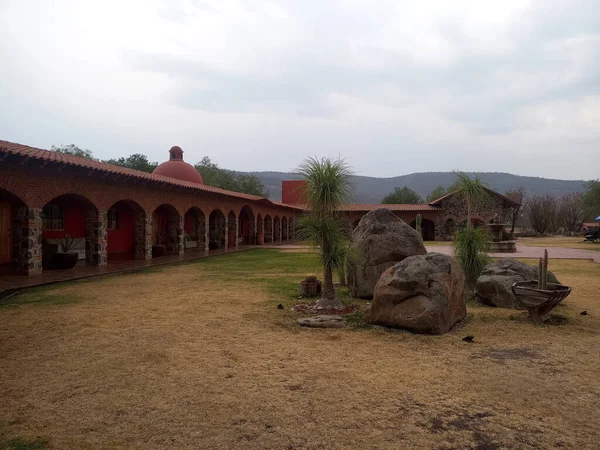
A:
[519,236,600,252]
[1,250,600,449]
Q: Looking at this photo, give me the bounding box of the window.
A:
[42,204,65,230]
[107,208,119,231]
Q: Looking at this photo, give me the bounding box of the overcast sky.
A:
[0,0,598,180]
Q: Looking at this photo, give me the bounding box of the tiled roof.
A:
[337,204,441,212]
[0,139,297,209]
[428,188,521,207]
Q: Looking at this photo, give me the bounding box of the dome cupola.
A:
[152,146,204,184]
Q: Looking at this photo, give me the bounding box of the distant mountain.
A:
[249,171,588,203]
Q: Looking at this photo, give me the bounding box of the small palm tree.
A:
[297,157,355,308]
[451,172,492,285]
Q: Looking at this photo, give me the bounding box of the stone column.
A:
[235,217,239,249]
[224,217,229,250]
[204,215,210,255]
[279,220,283,244]
[176,215,185,255]
[254,217,258,245]
[85,209,108,266]
[14,207,43,275]
[135,211,152,259]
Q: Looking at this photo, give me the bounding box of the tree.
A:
[451,173,491,286]
[582,180,600,221]
[427,185,447,203]
[51,144,94,160]
[381,186,422,204]
[104,154,159,173]
[195,157,267,196]
[525,194,558,234]
[297,157,355,308]
[505,186,526,234]
[558,193,584,232]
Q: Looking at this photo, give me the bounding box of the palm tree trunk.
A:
[316,264,343,308]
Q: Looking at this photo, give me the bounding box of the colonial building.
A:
[0,140,518,278]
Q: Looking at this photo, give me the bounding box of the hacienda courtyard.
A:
[1,141,600,449]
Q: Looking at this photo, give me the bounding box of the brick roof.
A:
[0,139,299,209]
[337,204,441,212]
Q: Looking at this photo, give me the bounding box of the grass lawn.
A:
[519,236,600,252]
[1,249,600,449]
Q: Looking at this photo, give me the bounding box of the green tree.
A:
[195,157,266,196]
[104,154,159,173]
[582,180,600,221]
[451,172,491,286]
[427,185,447,202]
[381,186,422,204]
[297,157,355,308]
[51,144,94,160]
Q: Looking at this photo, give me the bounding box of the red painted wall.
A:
[282,180,307,205]
[184,212,194,234]
[43,204,86,240]
[107,205,135,254]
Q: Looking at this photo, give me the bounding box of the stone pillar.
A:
[135,211,152,259]
[176,215,185,255]
[85,209,108,266]
[14,207,42,275]
[235,217,239,249]
[204,216,210,255]
[254,217,258,245]
[224,217,229,250]
[279,220,283,244]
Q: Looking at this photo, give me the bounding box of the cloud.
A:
[0,0,599,179]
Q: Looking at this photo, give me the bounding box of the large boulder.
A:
[348,208,426,299]
[475,258,560,309]
[365,253,466,335]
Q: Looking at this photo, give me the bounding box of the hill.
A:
[249,171,588,203]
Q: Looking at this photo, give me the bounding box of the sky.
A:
[0,0,598,180]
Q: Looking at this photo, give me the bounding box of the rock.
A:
[348,208,427,299]
[475,258,560,309]
[296,315,346,328]
[365,253,466,335]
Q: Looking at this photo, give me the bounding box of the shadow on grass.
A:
[0,437,49,450]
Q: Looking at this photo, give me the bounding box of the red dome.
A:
[152,146,204,184]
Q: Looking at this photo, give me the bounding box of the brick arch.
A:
[0,177,31,206]
[37,185,101,211]
[146,201,186,217]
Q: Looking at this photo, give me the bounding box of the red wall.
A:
[107,205,135,254]
[282,180,307,205]
[43,204,86,240]
[184,212,194,234]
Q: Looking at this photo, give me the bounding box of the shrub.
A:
[453,227,491,286]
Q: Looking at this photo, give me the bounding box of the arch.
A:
[282,216,288,241]
[41,193,98,267]
[106,199,145,261]
[256,213,264,245]
[288,216,295,241]
[471,216,485,228]
[38,188,99,212]
[208,209,226,250]
[409,217,435,241]
[239,205,255,245]
[444,218,457,238]
[0,188,27,268]
[227,210,237,248]
[273,215,281,242]
[151,203,181,256]
[184,207,206,252]
[264,214,273,243]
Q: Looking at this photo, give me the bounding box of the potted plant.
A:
[209,227,223,250]
[511,249,571,324]
[152,230,166,257]
[53,234,82,269]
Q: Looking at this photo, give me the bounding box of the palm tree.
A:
[451,172,492,285]
[297,157,355,308]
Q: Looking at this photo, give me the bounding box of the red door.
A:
[0,202,11,264]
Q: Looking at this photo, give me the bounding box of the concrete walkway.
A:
[426,244,600,263]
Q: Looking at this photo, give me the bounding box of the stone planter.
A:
[152,245,166,257]
[53,252,79,270]
[256,233,264,245]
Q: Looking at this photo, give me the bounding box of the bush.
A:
[453,227,492,286]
